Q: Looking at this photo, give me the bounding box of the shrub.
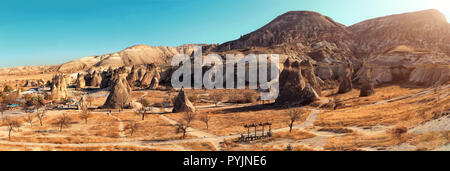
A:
[139,98,152,107]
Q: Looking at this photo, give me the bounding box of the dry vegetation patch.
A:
[166,108,311,136]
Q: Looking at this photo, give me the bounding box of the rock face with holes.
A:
[172,89,196,113]
[103,75,132,109]
[276,58,320,105]
[51,74,69,100]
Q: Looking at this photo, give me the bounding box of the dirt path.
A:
[107,113,126,138]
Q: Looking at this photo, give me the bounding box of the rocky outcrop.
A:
[360,67,375,97]
[338,63,353,94]
[172,89,196,113]
[300,60,322,96]
[102,75,132,109]
[350,10,450,87]
[23,80,43,87]
[149,77,159,90]
[51,74,69,100]
[354,46,450,86]
[276,58,320,105]
[87,71,102,87]
[127,65,139,86]
[57,44,200,73]
[139,64,160,89]
[76,73,86,89]
[100,67,114,89]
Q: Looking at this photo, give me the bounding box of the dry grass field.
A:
[0,72,448,151]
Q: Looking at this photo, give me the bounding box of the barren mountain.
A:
[216,11,354,53]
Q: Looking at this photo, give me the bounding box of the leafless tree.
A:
[199,112,211,130]
[125,121,139,136]
[54,114,72,132]
[135,107,148,120]
[3,117,21,141]
[287,108,304,133]
[79,108,92,124]
[36,110,46,126]
[25,113,34,126]
[176,111,196,139]
[86,96,94,106]
[0,103,7,117]
[210,92,224,107]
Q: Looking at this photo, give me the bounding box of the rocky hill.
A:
[215,11,354,53]
[350,9,450,58]
[57,44,203,73]
[350,10,450,86]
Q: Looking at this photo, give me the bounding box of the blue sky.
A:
[0,0,449,68]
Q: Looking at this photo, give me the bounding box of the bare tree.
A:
[3,117,21,140]
[176,111,196,139]
[36,110,46,126]
[210,92,224,107]
[25,113,34,126]
[79,108,92,124]
[0,103,7,117]
[135,107,148,120]
[125,121,139,136]
[199,112,211,130]
[86,96,94,106]
[54,114,72,132]
[287,108,304,133]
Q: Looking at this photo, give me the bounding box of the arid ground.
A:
[0,71,448,151]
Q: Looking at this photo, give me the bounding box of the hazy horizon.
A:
[1,0,449,68]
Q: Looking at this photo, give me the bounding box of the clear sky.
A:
[0,0,449,68]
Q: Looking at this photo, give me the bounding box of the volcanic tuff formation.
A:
[103,74,132,109]
[51,74,69,100]
[172,89,196,113]
[31,9,449,91]
[276,58,320,105]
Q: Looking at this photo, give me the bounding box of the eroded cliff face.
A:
[350,9,450,86]
[350,9,450,58]
[354,46,450,86]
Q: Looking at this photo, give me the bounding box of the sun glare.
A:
[428,0,450,20]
